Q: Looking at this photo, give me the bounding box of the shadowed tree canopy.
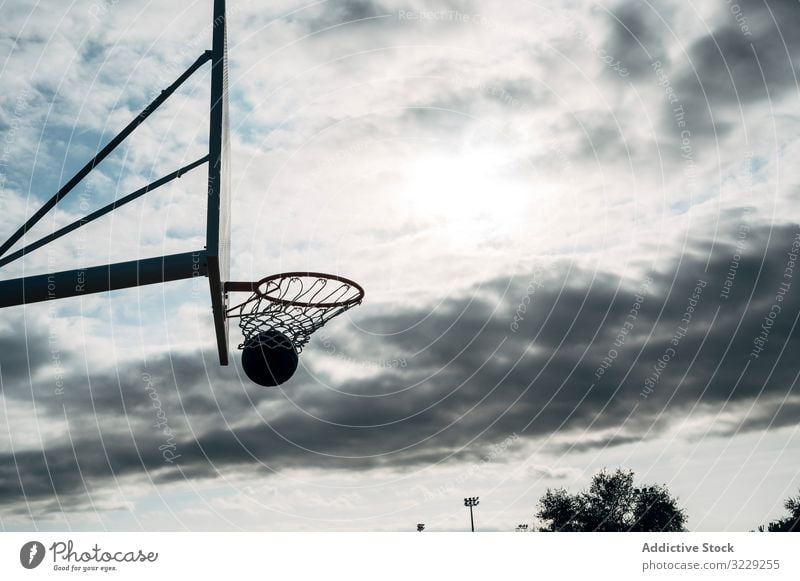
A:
[766,490,800,532]
[536,469,687,532]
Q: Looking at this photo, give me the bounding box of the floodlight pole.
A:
[464,496,479,532]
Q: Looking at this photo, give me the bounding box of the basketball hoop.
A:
[0,0,366,387]
[224,272,365,352]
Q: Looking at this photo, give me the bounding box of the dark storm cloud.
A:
[2,215,800,513]
[0,316,70,386]
[714,398,800,436]
[295,0,389,31]
[665,0,800,139]
[606,1,670,78]
[291,0,482,40]
[1,346,260,421]
[0,433,147,514]
[733,0,800,32]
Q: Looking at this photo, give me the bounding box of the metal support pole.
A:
[207,0,230,365]
[470,505,475,532]
[0,251,207,308]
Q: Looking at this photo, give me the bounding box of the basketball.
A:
[241,330,299,387]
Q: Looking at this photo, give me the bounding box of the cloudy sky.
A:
[1,0,800,531]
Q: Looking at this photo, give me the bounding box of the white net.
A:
[228,273,364,352]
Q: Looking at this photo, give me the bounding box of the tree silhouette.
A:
[537,488,584,532]
[765,490,800,532]
[536,469,687,532]
[631,485,687,531]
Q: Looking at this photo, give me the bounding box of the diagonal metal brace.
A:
[0,51,213,258]
[0,155,209,269]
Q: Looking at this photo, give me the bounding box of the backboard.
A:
[207,0,231,365]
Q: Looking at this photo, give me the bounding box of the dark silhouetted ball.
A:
[241,330,298,387]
